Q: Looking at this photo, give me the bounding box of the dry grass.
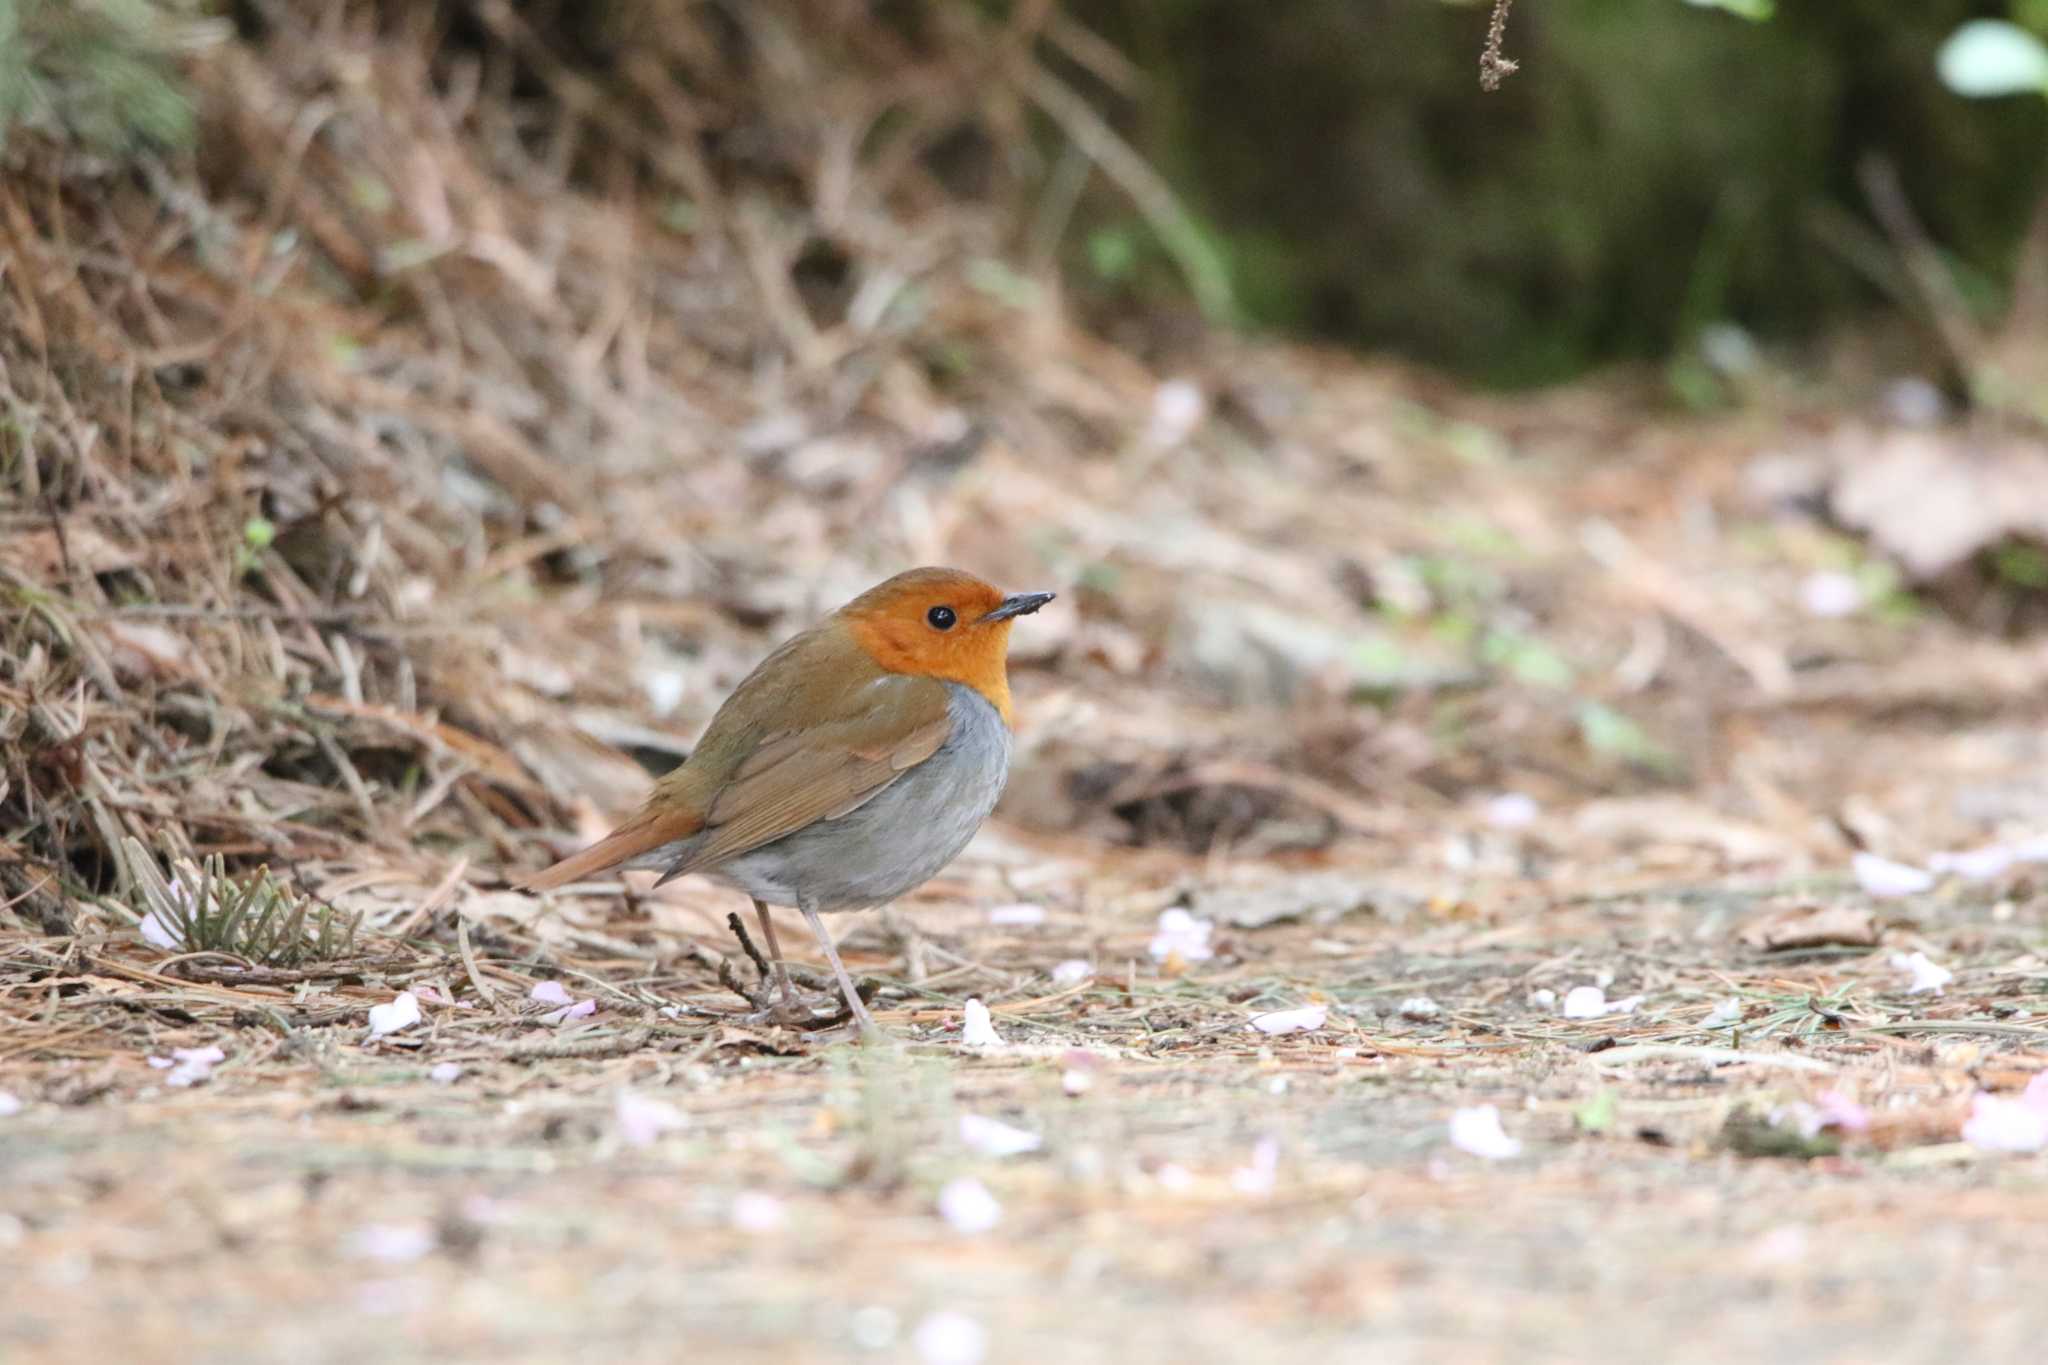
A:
[4,4,2048,1361]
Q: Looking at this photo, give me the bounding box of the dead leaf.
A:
[1829,428,2048,580]
[1193,870,1413,929]
[1739,904,1878,952]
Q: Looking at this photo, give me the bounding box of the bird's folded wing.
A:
[659,674,955,881]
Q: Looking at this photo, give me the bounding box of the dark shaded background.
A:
[1063,0,2048,383]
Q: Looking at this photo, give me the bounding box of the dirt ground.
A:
[6,7,2048,1362]
[9,727,2048,1364]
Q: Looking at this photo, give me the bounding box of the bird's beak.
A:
[982,590,1056,623]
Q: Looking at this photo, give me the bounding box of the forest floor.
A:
[8,788,2048,1365]
[6,6,2048,1363]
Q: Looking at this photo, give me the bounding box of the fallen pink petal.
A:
[346,1223,436,1264]
[959,999,1003,1048]
[912,1310,989,1365]
[614,1089,687,1148]
[151,1045,226,1089]
[1484,792,1540,828]
[730,1191,787,1233]
[1147,908,1215,963]
[1962,1092,2048,1154]
[1562,985,1638,1019]
[1816,1090,1871,1134]
[1853,852,1935,899]
[540,998,597,1024]
[138,911,181,950]
[1889,951,1952,996]
[528,980,573,1005]
[367,992,423,1038]
[936,1177,1002,1233]
[1247,1004,1328,1035]
[1449,1105,1522,1160]
[1928,845,2015,881]
[1049,959,1093,987]
[958,1114,1042,1157]
[1231,1137,1281,1196]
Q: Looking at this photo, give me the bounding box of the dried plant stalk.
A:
[119,837,359,966]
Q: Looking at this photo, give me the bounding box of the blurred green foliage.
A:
[0,0,207,154]
[1065,0,2048,384]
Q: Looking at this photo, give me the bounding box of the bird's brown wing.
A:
[657,674,954,882]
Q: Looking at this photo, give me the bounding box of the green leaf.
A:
[1086,227,1138,283]
[1577,700,1674,772]
[1938,21,2048,99]
[1682,0,1775,22]
[1575,1091,1619,1135]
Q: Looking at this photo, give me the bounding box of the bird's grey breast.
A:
[716,682,1012,909]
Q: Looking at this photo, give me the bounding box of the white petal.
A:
[1049,959,1093,987]
[346,1223,436,1263]
[1816,1090,1870,1133]
[913,1310,989,1365]
[540,998,597,1024]
[428,1062,463,1085]
[163,1045,226,1088]
[528,980,573,1005]
[1798,570,1863,619]
[1484,793,1540,829]
[729,1191,786,1233]
[958,1114,1042,1158]
[1963,1093,2048,1153]
[1143,378,1207,449]
[1560,985,1610,1019]
[1449,1105,1522,1160]
[138,911,182,950]
[959,999,1003,1048]
[1928,845,2016,881]
[1247,1004,1328,1035]
[1704,998,1743,1028]
[1230,1137,1280,1195]
[1398,996,1442,1021]
[0,1092,22,1118]
[1853,852,1934,898]
[367,991,423,1037]
[613,1089,687,1148]
[1889,951,1952,995]
[1769,1102,1824,1140]
[1148,908,1215,963]
[642,670,687,716]
[1061,1069,1094,1097]
[936,1177,1002,1233]
[985,903,1046,926]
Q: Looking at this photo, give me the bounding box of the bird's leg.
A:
[750,898,799,1011]
[801,904,878,1037]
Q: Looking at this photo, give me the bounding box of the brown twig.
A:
[1480,0,1519,91]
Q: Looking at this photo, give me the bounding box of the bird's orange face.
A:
[841,567,1055,725]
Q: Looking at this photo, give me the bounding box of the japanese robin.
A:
[518,567,1055,1034]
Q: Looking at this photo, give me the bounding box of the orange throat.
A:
[847,616,1015,725]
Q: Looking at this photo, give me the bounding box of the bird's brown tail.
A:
[515,805,704,891]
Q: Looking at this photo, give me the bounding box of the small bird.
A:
[518,567,1055,1034]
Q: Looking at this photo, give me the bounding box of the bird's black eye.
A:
[926,605,957,630]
